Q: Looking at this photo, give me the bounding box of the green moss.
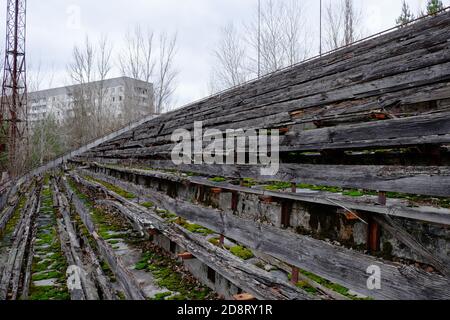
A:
[264,181,292,191]
[141,202,154,209]
[242,178,256,187]
[298,269,371,300]
[152,292,173,300]
[84,175,136,199]
[208,238,220,246]
[29,285,70,301]
[209,177,227,183]
[2,195,27,236]
[136,251,212,300]
[175,218,214,236]
[135,261,147,270]
[296,281,318,295]
[230,245,254,260]
[29,182,70,301]
[32,271,63,281]
[342,190,364,197]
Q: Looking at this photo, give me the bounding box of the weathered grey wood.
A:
[373,215,450,277]
[75,170,450,300]
[86,12,450,155]
[63,178,147,301]
[74,175,316,300]
[116,160,450,198]
[52,181,101,300]
[283,111,450,151]
[99,109,450,158]
[85,163,450,226]
[0,185,39,300]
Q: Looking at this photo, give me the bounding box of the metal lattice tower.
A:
[0,0,27,177]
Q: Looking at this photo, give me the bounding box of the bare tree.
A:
[282,0,309,66]
[154,32,178,113]
[210,23,250,93]
[245,0,309,76]
[66,36,96,147]
[246,0,285,75]
[119,27,178,114]
[325,1,344,51]
[325,0,362,51]
[94,35,114,136]
[119,26,155,83]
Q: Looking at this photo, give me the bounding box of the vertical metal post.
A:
[319,0,323,56]
[0,0,28,177]
[258,0,261,78]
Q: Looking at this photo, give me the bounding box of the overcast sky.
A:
[1,0,449,108]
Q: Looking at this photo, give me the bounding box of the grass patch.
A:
[136,250,213,300]
[29,184,70,301]
[175,218,214,236]
[209,177,227,183]
[29,285,70,301]
[2,195,27,237]
[296,281,318,295]
[141,202,154,209]
[265,181,292,191]
[84,175,136,199]
[151,292,173,300]
[299,269,371,300]
[229,245,254,260]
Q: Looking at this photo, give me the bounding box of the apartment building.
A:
[28,76,155,125]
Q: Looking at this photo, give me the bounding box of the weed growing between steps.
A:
[136,244,216,300]
[207,236,255,261]
[29,184,70,301]
[84,175,136,199]
[1,195,26,239]
[67,178,127,291]
[295,269,372,300]
[69,176,219,300]
[113,163,450,209]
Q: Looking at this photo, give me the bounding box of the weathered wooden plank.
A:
[75,171,450,300]
[72,175,317,300]
[88,12,450,153]
[85,163,450,226]
[282,111,450,151]
[63,179,147,301]
[118,161,450,198]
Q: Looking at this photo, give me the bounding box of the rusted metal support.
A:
[291,183,297,193]
[378,191,387,206]
[278,127,290,134]
[233,293,256,301]
[259,196,274,204]
[211,187,222,194]
[291,266,299,285]
[148,229,159,236]
[281,200,293,229]
[178,252,194,260]
[231,191,238,212]
[368,218,380,252]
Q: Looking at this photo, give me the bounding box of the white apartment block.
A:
[28,77,155,125]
